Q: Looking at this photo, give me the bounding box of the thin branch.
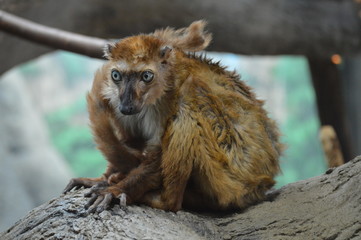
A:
[0,10,108,59]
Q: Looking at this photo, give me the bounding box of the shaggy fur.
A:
[64,21,283,212]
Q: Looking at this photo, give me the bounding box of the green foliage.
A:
[46,96,106,178]
[273,57,326,187]
[56,52,96,87]
[19,62,41,77]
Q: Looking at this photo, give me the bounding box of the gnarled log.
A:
[2,156,361,239]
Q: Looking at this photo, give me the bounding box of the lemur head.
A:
[101,20,212,115]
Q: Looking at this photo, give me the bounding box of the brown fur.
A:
[319,125,344,168]
[64,20,283,212]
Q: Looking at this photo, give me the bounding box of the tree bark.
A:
[308,57,354,162]
[2,156,361,240]
[341,55,361,158]
[1,0,361,74]
[0,10,107,59]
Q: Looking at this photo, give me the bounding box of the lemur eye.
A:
[141,71,154,83]
[111,70,122,82]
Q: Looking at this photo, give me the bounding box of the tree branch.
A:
[1,0,361,75]
[0,10,108,59]
[2,156,361,239]
[308,57,354,162]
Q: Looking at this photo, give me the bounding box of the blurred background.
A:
[1,0,360,232]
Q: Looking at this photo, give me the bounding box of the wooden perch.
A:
[0,10,108,59]
[2,156,361,239]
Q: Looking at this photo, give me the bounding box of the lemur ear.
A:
[103,42,116,60]
[178,20,212,51]
[153,20,212,52]
[160,46,172,59]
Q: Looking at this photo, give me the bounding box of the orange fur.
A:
[64,21,283,213]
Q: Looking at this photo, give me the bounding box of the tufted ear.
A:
[103,42,116,60]
[160,45,172,59]
[153,20,212,52]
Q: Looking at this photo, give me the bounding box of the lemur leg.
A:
[63,92,143,194]
[63,165,119,193]
[84,149,162,213]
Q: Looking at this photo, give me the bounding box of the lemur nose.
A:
[120,105,134,115]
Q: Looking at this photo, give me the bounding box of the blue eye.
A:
[111,70,122,82]
[141,70,154,83]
